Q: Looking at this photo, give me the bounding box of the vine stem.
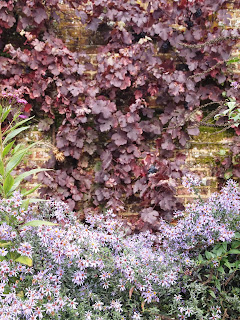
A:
[179,35,239,49]
[224,269,237,286]
[188,61,224,79]
[222,308,229,320]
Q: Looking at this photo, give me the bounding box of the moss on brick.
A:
[193,126,234,144]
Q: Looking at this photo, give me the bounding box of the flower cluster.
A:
[182,173,201,193]
[159,180,239,258]
[0,180,240,319]
[230,81,239,90]
[1,91,28,105]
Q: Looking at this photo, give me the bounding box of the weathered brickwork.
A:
[19,130,51,197]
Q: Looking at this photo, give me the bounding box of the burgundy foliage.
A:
[0,0,240,229]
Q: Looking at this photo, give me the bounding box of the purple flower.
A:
[17,98,28,104]
[18,114,28,119]
[231,81,239,89]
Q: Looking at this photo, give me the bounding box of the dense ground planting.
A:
[0,179,240,319]
[0,1,239,229]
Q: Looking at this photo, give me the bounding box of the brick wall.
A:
[24,4,240,206]
[19,130,51,197]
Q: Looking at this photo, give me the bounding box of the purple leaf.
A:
[34,8,48,24]
[112,133,128,146]
[87,18,101,31]
[187,127,200,136]
[68,82,84,96]
[100,150,112,170]
[126,127,142,141]
[99,118,113,132]
[32,39,45,52]
[75,10,88,24]
[91,100,116,119]
[141,207,159,224]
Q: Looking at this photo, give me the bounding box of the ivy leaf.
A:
[34,8,48,24]
[99,119,113,132]
[112,133,128,146]
[48,64,61,76]
[127,127,142,141]
[141,207,159,224]
[87,18,101,31]
[100,150,112,170]
[68,82,84,96]
[187,127,200,136]
[32,39,45,52]
[75,10,88,24]
[91,100,116,118]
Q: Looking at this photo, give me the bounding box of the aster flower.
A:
[93,301,104,311]
[132,311,142,319]
[0,248,8,256]
[85,311,92,320]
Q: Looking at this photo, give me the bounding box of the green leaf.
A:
[94,161,102,172]
[5,143,38,176]
[12,168,51,190]
[216,247,224,256]
[12,111,22,123]
[217,266,225,273]
[228,249,240,254]
[231,240,240,249]
[215,279,221,292]
[234,232,240,239]
[3,126,30,145]
[227,57,240,65]
[3,174,14,196]
[21,184,42,197]
[5,149,27,176]
[205,251,214,260]
[222,242,228,252]
[2,140,15,158]
[224,170,233,180]
[209,290,216,299]
[213,243,226,256]
[224,260,232,270]
[12,143,22,154]
[21,220,58,227]
[21,198,30,210]
[0,158,4,176]
[4,116,33,136]
[219,149,226,156]
[15,255,33,267]
[198,254,203,262]
[0,241,12,247]
[1,107,11,122]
